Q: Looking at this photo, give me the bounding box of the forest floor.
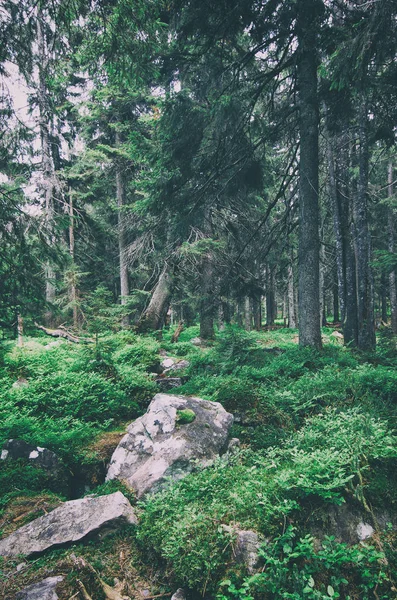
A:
[0,325,396,599]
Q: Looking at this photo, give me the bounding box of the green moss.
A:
[176,408,196,424]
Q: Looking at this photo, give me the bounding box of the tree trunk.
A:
[333,280,340,324]
[115,131,129,327]
[17,314,24,347]
[353,98,375,350]
[136,266,173,333]
[325,123,346,323]
[388,160,397,333]
[288,262,297,328]
[319,231,326,329]
[68,192,79,329]
[266,267,275,326]
[200,255,215,340]
[244,296,252,331]
[252,294,262,331]
[37,11,57,326]
[297,0,322,349]
[237,298,244,327]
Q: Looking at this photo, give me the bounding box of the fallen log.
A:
[35,323,94,344]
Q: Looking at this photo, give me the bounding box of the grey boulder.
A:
[0,492,137,557]
[15,576,63,600]
[106,393,234,497]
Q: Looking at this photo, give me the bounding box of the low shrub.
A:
[218,526,391,600]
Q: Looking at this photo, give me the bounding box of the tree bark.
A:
[68,192,79,329]
[297,0,322,349]
[287,261,297,328]
[244,296,252,331]
[266,267,275,327]
[388,160,397,333]
[353,98,375,350]
[136,266,173,333]
[115,131,129,327]
[252,294,262,331]
[37,10,57,326]
[17,314,24,347]
[325,123,346,323]
[199,254,215,340]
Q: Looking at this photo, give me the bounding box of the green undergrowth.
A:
[0,326,397,598]
[0,331,159,494]
[138,405,397,595]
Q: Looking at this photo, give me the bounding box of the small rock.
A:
[190,337,202,346]
[357,521,374,540]
[163,359,190,375]
[15,576,63,600]
[156,377,183,391]
[226,438,240,453]
[12,377,29,389]
[0,492,137,557]
[171,589,186,600]
[16,562,27,572]
[161,358,175,369]
[331,331,344,339]
[221,525,260,573]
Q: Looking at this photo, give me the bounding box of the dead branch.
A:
[171,321,184,343]
[35,323,94,344]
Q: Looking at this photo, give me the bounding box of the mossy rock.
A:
[176,409,196,424]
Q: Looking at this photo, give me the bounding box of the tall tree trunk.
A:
[200,255,215,340]
[252,294,262,331]
[115,131,130,327]
[266,267,275,326]
[137,266,173,333]
[37,10,57,326]
[333,279,340,323]
[237,297,244,327]
[325,123,346,322]
[17,314,24,347]
[244,296,252,331]
[353,98,375,350]
[297,0,322,349]
[344,223,359,345]
[288,260,297,328]
[68,192,79,329]
[388,160,397,333]
[319,230,326,328]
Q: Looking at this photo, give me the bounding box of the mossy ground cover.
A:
[0,326,396,598]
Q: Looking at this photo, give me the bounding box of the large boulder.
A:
[15,576,64,600]
[106,394,234,497]
[0,492,137,557]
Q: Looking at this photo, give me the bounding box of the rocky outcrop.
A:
[106,393,234,497]
[15,576,63,600]
[0,492,137,557]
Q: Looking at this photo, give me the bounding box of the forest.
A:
[0,0,396,599]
